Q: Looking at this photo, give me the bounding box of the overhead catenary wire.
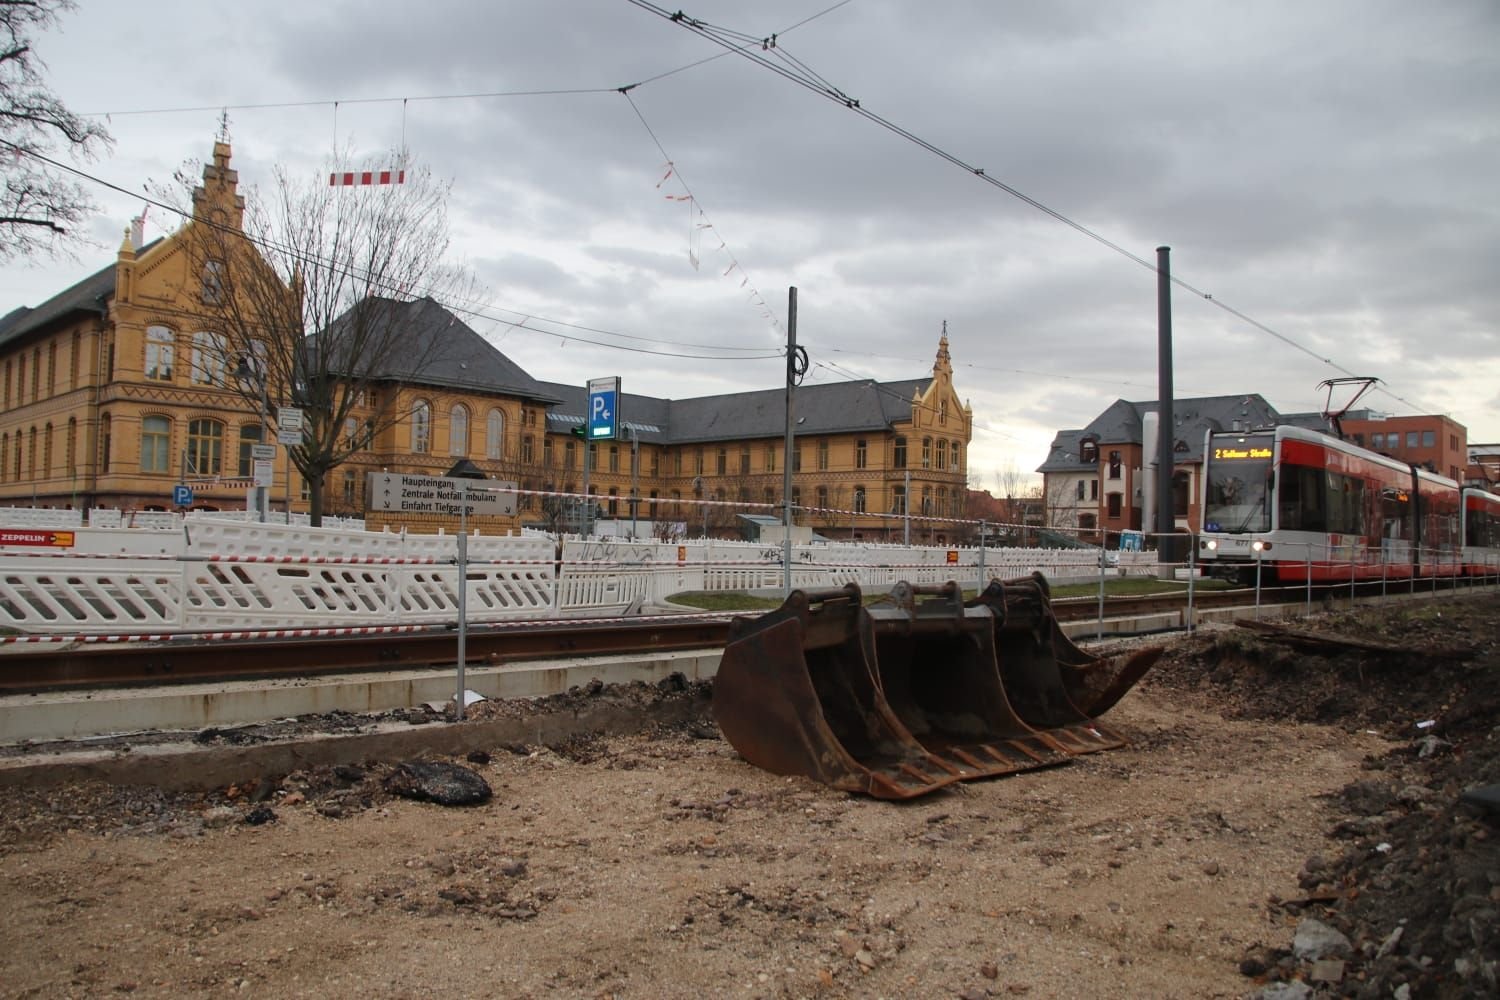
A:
[624,0,1441,418]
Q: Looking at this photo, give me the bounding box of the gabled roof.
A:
[1035,429,1093,474]
[0,239,164,349]
[327,296,561,404]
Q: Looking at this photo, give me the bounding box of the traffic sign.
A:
[173,484,193,506]
[587,376,620,441]
[250,443,277,460]
[276,407,304,445]
[252,459,274,487]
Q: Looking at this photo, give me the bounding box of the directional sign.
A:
[252,459,275,487]
[250,443,278,461]
[173,485,194,507]
[0,529,75,548]
[587,376,620,441]
[366,472,517,517]
[276,407,304,445]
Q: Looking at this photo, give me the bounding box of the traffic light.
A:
[570,426,586,439]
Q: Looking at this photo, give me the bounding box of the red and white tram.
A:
[1196,425,1494,584]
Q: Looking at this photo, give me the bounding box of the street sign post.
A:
[276,407,304,446]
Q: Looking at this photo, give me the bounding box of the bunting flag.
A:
[330,170,406,186]
[689,206,703,271]
[655,162,675,188]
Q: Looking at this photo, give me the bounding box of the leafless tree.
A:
[181,147,479,524]
[0,0,112,260]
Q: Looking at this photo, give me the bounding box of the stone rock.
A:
[1308,958,1345,983]
[201,806,239,829]
[1254,982,1312,1000]
[382,761,493,806]
[243,805,276,826]
[1292,917,1352,961]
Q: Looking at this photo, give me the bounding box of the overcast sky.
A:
[5,0,1497,491]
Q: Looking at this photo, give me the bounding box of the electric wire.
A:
[625,0,1442,417]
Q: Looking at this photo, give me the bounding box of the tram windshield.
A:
[1203,434,1273,533]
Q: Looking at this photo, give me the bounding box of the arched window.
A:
[921,437,932,468]
[936,486,947,516]
[449,404,469,456]
[43,422,53,476]
[186,418,224,476]
[935,438,947,470]
[921,485,932,515]
[27,426,36,477]
[486,409,504,459]
[66,417,76,476]
[891,484,906,514]
[145,326,175,381]
[411,400,431,454]
[854,486,867,513]
[0,433,7,483]
[950,442,960,472]
[141,416,172,473]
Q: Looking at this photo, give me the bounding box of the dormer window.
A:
[1080,440,1098,463]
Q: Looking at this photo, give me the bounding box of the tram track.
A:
[2,578,1486,695]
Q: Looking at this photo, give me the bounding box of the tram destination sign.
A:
[367,472,517,517]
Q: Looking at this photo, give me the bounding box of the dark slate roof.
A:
[1066,393,1289,464]
[0,237,166,350]
[536,376,933,446]
[328,296,560,404]
[1035,429,1093,474]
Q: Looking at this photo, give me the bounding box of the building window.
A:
[1422,430,1435,447]
[740,445,751,476]
[939,400,948,426]
[816,485,828,510]
[792,445,802,473]
[921,485,932,515]
[674,450,683,475]
[1106,492,1122,518]
[608,487,618,516]
[486,409,504,459]
[855,439,867,469]
[138,416,172,476]
[936,486,946,516]
[891,485,906,514]
[190,331,227,385]
[935,438,947,470]
[449,404,469,456]
[1371,433,1384,449]
[1090,479,1099,500]
[922,437,932,468]
[46,342,55,394]
[1080,440,1097,463]
[411,400,431,453]
[65,417,76,476]
[716,447,727,475]
[99,414,110,474]
[201,261,225,303]
[853,486,867,513]
[543,437,554,468]
[1406,432,1419,448]
[565,439,576,470]
[951,442,960,472]
[1108,451,1122,479]
[186,418,224,476]
[817,439,829,471]
[343,471,357,505]
[237,423,262,477]
[521,435,534,464]
[1076,480,1086,501]
[610,445,620,473]
[791,486,801,509]
[695,448,705,475]
[42,422,52,476]
[27,425,36,477]
[893,436,907,469]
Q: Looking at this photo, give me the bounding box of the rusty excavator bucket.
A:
[711,585,970,800]
[966,573,1165,753]
[714,577,1160,799]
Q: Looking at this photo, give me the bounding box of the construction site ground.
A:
[1,590,1496,1000]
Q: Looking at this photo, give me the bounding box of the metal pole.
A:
[1305,542,1312,616]
[455,501,468,720]
[582,434,592,538]
[903,469,911,546]
[1155,245,1176,569]
[1254,545,1263,619]
[629,427,639,539]
[978,520,988,592]
[783,287,797,597]
[1185,531,1196,634]
[1096,532,1107,640]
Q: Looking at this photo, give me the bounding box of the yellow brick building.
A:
[0,142,973,538]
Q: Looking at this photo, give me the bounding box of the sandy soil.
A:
[1,592,1494,1000]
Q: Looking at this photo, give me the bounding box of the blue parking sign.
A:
[587,376,620,440]
[173,484,193,506]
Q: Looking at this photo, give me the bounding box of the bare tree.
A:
[0,0,111,260]
[182,147,479,524]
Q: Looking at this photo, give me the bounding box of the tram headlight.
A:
[1204,539,1217,551]
[1252,540,1272,553]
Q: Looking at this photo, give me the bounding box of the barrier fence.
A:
[0,510,1494,639]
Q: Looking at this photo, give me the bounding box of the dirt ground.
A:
[1,591,1496,1000]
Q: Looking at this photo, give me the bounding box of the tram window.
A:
[1279,466,1325,531]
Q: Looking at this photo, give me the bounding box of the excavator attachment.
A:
[714,577,1160,799]
[711,585,968,800]
[966,573,1164,754]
